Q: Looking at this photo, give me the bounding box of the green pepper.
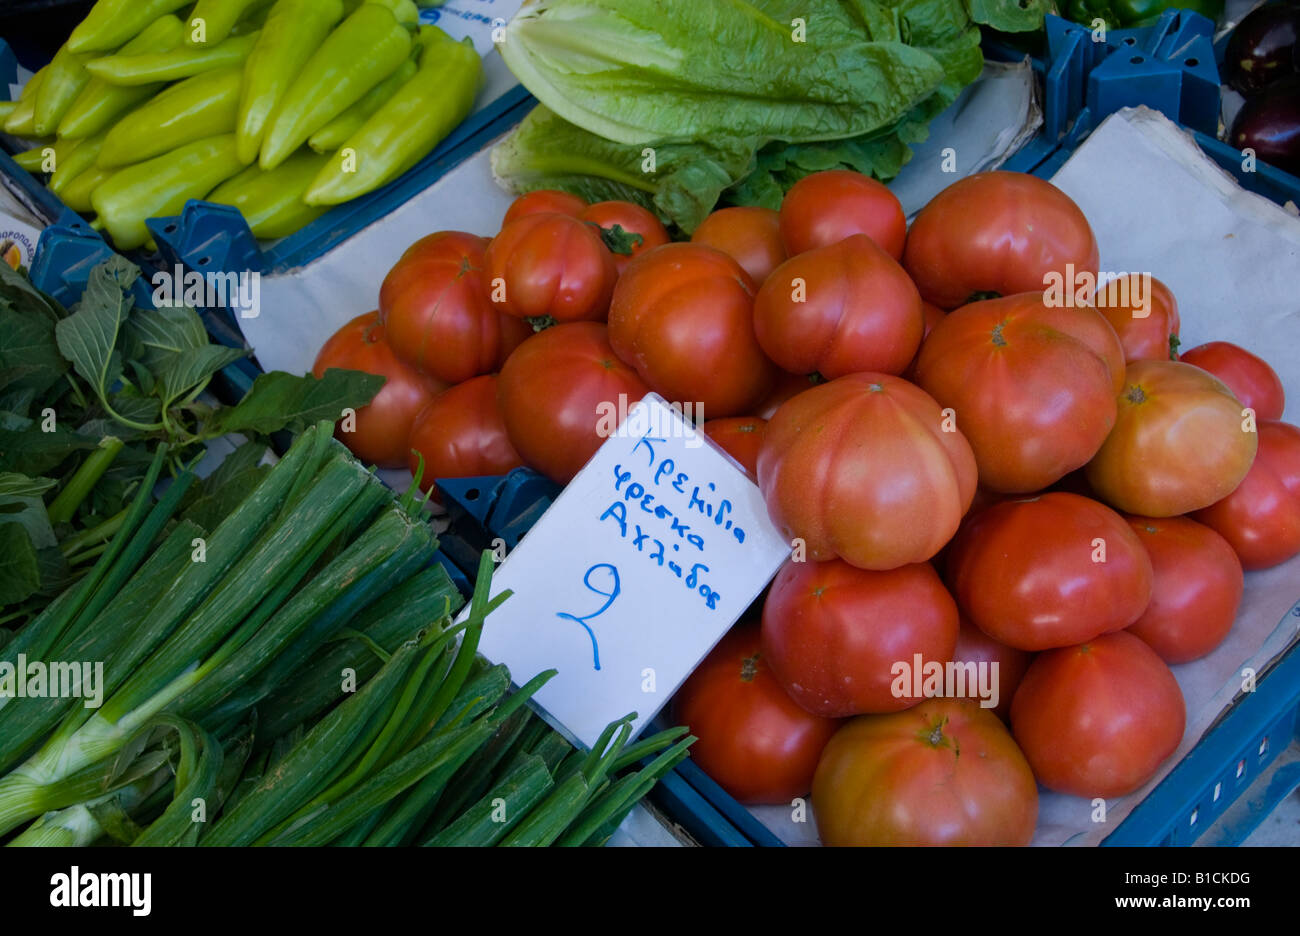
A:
[1065,0,1223,29]
[366,0,420,29]
[50,131,109,195]
[58,15,186,139]
[207,148,332,238]
[306,28,481,205]
[67,0,192,55]
[84,30,260,86]
[91,134,247,250]
[236,0,345,165]
[307,55,417,153]
[185,0,267,46]
[34,44,92,136]
[259,4,412,170]
[98,65,244,168]
[4,66,49,136]
[12,140,70,174]
[62,166,115,214]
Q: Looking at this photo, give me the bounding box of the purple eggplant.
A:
[1224,3,1300,96]
[1229,78,1300,175]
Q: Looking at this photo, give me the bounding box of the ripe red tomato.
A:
[703,416,766,478]
[1124,515,1243,664]
[690,205,786,285]
[502,189,586,226]
[812,699,1038,845]
[580,200,669,275]
[1087,360,1259,517]
[1194,419,1300,570]
[914,292,1125,493]
[312,311,448,468]
[761,557,959,717]
[378,231,530,384]
[1095,273,1181,363]
[1179,341,1286,421]
[406,375,523,497]
[670,623,840,804]
[1011,631,1186,798]
[946,492,1154,651]
[486,212,617,323]
[903,171,1099,309]
[497,322,649,484]
[608,243,774,417]
[758,373,977,570]
[753,234,922,379]
[951,617,1034,722]
[779,170,906,260]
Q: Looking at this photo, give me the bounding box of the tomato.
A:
[690,205,786,285]
[1010,631,1185,798]
[580,200,670,275]
[951,617,1034,722]
[1124,515,1243,664]
[486,212,617,323]
[312,311,448,468]
[755,370,819,419]
[902,301,946,381]
[378,231,530,384]
[753,234,922,379]
[759,374,976,570]
[1194,419,1300,570]
[761,557,959,717]
[812,699,1038,846]
[502,189,587,226]
[608,243,774,417]
[903,171,1100,309]
[670,623,840,804]
[947,492,1154,651]
[1095,273,1181,363]
[1179,341,1286,421]
[914,292,1125,493]
[779,170,906,260]
[703,416,766,478]
[1087,360,1259,517]
[497,322,650,484]
[406,375,523,497]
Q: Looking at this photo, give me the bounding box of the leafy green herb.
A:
[0,260,384,625]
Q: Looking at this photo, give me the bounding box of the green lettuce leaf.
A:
[492,104,761,233]
[500,0,946,146]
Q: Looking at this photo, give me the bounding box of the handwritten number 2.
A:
[556,563,621,671]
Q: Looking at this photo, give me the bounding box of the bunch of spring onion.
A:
[0,419,692,846]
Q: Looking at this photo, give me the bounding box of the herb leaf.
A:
[159,345,249,408]
[54,256,139,404]
[0,522,41,605]
[203,369,386,439]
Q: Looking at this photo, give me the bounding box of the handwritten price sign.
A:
[474,395,790,749]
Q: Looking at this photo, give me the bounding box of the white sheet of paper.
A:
[470,395,791,749]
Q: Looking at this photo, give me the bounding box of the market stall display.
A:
[2,0,1299,852]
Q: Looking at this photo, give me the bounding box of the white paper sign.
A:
[473,395,791,749]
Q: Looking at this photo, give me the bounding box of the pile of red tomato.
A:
[313,168,1300,847]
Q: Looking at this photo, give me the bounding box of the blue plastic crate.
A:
[0,34,537,366]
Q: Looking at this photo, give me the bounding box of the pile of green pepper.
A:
[2,0,483,250]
